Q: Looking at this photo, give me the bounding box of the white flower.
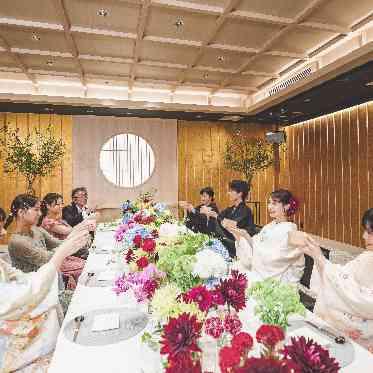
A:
[159,223,188,237]
[192,249,228,279]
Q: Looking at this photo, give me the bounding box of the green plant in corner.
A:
[0,125,65,195]
[224,129,274,187]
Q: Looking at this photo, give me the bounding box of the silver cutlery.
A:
[72,315,84,342]
[305,320,346,344]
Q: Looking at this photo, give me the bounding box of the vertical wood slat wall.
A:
[177,120,276,226]
[281,101,373,247]
[0,113,73,236]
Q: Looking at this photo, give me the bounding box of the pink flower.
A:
[205,317,224,339]
[224,314,242,336]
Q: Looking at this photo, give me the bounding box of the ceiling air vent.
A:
[267,63,318,97]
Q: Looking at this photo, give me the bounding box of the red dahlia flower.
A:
[183,285,213,312]
[282,336,340,373]
[160,313,202,360]
[215,270,247,312]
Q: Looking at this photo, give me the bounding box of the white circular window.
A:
[99,133,155,188]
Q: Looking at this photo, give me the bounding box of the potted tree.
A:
[224,130,274,188]
[0,125,65,195]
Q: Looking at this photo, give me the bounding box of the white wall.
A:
[72,115,178,209]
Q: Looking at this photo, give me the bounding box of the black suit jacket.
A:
[62,203,84,228]
[185,202,219,235]
[214,202,255,257]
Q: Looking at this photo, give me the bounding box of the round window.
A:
[99,133,155,188]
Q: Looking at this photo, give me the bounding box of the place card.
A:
[288,326,331,346]
[91,313,120,332]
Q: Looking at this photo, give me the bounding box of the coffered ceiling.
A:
[0,0,372,112]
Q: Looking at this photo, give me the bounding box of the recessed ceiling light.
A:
[46,60,54,66]
[279,115,287,118]
[304,98,311,103]
[217,56,225,62]
[31,33,40,41]
[86,109,95,113]
[196,115,203,119]
[365,81,373,87]
[292,111,303,115]
[97,8,109,17]
[44,107,53,112]
[174,18,184,29]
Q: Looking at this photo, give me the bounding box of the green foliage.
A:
[248,278,306,330]
[157,232,209,292]
[0,125,65,194]
[224,130,274,186]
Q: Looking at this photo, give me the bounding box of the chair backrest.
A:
[300,247,329,288]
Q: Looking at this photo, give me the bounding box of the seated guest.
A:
[38,193,86,289]
[0,207,7,239]
[200,180,256,257]
[180,187,219,235]
[6,194,95,275]
[225,189,304,284]
[62,187,95,228]
[301,208,373,352]
[0,229,90,373]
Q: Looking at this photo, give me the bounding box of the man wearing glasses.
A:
[62,187,95,227]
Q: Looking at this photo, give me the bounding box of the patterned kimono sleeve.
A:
[0,261,57,320]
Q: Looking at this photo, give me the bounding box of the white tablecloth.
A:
[49,231,373,373]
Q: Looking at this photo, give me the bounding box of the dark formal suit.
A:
[62,203,84,228]
[212,202,255,258]
[185,202,219,235]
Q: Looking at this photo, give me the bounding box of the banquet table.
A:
[49,230,373,373]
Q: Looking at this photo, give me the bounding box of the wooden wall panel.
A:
[177,120,276,225]
[282,101,373,247]
[0,113,73,236]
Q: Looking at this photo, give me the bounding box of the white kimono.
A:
[313,251,373,352]
[0,259,61,372]
[234,221,305,284]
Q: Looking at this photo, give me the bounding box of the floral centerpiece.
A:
[248,278,306,329]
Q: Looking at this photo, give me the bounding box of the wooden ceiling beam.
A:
[0,35,37,85]
[52,0,87,90]
[177,0,242,84]
[214,0,332,93]
[129,0,151,88]
[151,0,223,16]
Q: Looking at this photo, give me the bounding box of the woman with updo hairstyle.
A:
[6,194,93,288]
[223,189,305,284]
[300,208,373,352]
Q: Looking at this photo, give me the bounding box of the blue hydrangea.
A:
[203,239,231,263]
[204,277,221,289]
[122,225,151,248]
